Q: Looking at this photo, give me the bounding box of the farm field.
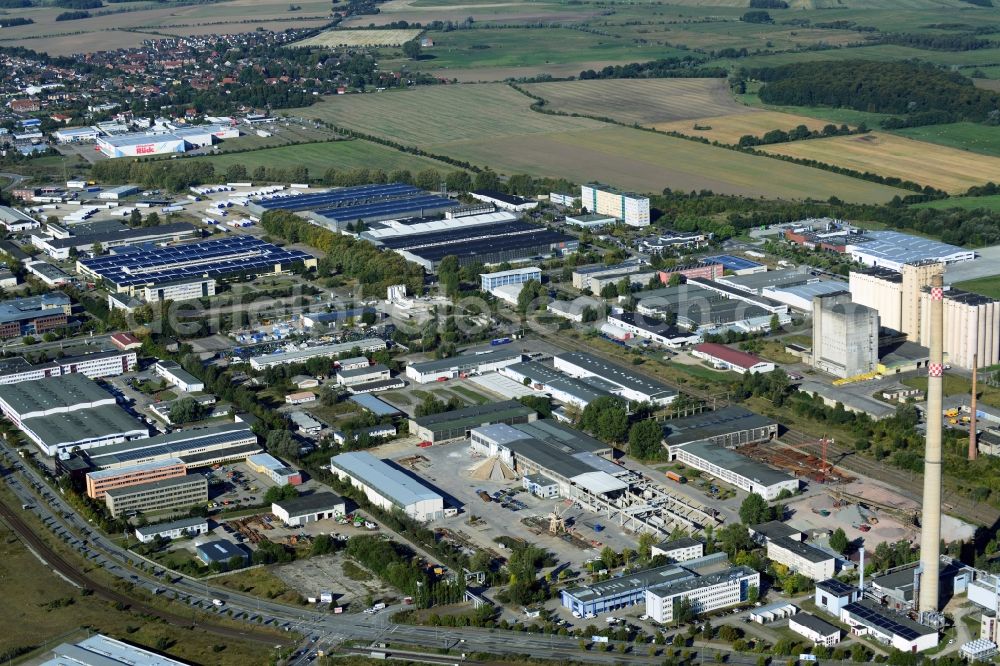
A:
[293,28,422,48]
[707,44,1000,71]
[760,133,1000,193]
[653,110,838,145]
[302,84,604,144]
[523,78,753,124]
[294,85,907,202]
[398,27,689,71]
[913,195,1000,213]
[189,140,454,176]
[425,61,638,82]
[341,0,599,27]
[893,123,1000,159]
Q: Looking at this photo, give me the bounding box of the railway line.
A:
[0,493,282,646]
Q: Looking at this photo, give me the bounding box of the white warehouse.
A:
[330,451,445,522]
[405,348,524,384]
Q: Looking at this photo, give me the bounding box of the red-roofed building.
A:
[692,343,775,375]
[110,331,143,351]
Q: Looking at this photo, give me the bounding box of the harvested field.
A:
[432,126,908,202]
[653,110,838,145]
[294,86,909,203]
[155,18,331,37]
[524,78,753,125]
[293,28,422,47]
[341,0,593,27]
[760,132,1000,193]
[426,61,637,83]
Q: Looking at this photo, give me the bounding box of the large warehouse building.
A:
[662,406,778,450]
[249,338,387,370]
[410,400,537,444]
[0,373,147,456]
[845,231,975,271]
[405,348,524,383]
[32,222,198,260]
[330,451,445,522]
[670,439,798,500]
[85,423,260,470]
[580,183,650,228]
[97,124,239,158]
[77,236,316,295]
[553,351,676,406]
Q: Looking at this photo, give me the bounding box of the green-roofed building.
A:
[409,400,537,444]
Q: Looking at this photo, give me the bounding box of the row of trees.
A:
[737,123,855,147]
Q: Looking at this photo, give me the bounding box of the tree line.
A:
[748,60,1000,125]
[579,56,726,80]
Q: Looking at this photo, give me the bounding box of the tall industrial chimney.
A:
[858,546,865,595]
[970,352,979,461]
[918,273,945,615]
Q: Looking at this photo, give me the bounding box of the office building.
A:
[562,563,694,617]
[480,267,541,291]
[330,451,445,521]
[247,452,302,486]
[0,349,137,385]
[766,536,837,580]
[811,292,879,379]
[789,613,842,647]
[651,537,705,562]
[272,492,346,526]
[580,183,650,227]
[86,457,187,499]
[134,516,208,543]
[671,440,797,500]
[141,276,217,303]
[815,578,862,615]
[644,566,761,623]
[410,400,537,444]
[104,474,208,517]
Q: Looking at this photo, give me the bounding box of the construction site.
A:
[739,438,853,485]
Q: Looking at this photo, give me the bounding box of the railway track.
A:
[0,498,280,646]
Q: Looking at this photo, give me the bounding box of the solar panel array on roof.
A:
[844,600,934,640]
[315,195,458,223]
[404,229,571,263]
[379,220,539,250]
[703,255,764,271]
[79,236,313,289]
[255,183,420,212]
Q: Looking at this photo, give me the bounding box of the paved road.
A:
[0,171,26,191]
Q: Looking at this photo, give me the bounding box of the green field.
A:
[913,195,1000,212]
[188,140,455,176]
[292,85,908,203]
[955,275,1000,299]
[895,122,1000,159]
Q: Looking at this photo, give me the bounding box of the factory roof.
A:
[79,235,313,288]
[878,341,931,364]
[573,259,644,275]
[842,598,937,640]
[412,400,534,429]
[693,343,769,370]
[397,226,573,265]
[407,348,522,374]
[513,419,611,454]
[817,578,858,597]
[105,473,205,499]
[504,436,598,479]
[507,361,611,405]
[0,291,70,325]
[249,338,386,367]
[0,372,112,415]
[0,205,36,225]
[750,520,803,541]
[770,536,836,564]
[330,451,441,508]
[564,564,692,601]
[349,393,402,417]
[717,267,812,293]
[848,231,972,265]
[289,411,323,430]
[87,457,183,481]
[135,516,208,539]
[472,189,534,205]
[769,281,850,302]
[43,633,190,666]
[662,406,776,446]
[40,222,196,250]
[680,439,794,486]
[555,351,676,402]
[646,566,758,599]
[480,266,541,279]
[655,536,703,552]
[86,423,255,468]
[338,363,389,379]
[855,266,903,283]
[254,183,419,212]
[273,491,345,517]
[791,612,841,636]
[702,255,764,272]
[523,473,557,486]
[195,538,248,563]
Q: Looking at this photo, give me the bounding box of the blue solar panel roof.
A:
[256,183,421,212]
[79,236,314,288]
[315,195,458,222]
[703,254,764,271]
